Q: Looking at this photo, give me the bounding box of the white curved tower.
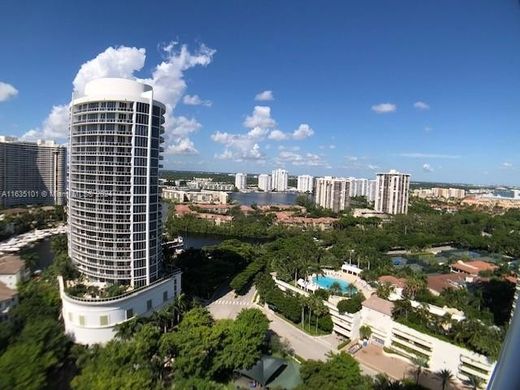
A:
[68,78,164,288]
[61,78,181,344]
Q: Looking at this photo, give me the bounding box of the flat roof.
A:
[0,254,25,274]
[362,295,394,317]
[0,281,16,301]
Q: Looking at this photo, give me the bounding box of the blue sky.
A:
[0,1,519,185]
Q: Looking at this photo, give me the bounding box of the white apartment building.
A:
[375,170,410,215]
[315,176,350,212]
[235,172,247,190]
[297,175,313,193]
[63,78,181,344]
[271,169,288,192]
[258,174,272,192]
[367,179,377,202]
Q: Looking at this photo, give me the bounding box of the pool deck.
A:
[320,269,374,298]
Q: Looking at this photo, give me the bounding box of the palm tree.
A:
[359,325,372,340]
[373,374,406,390]
[435,369,453,390]
[114,316,146,340]
[172,292,188,325]
[410,356,428,385]
[465,374,483,390]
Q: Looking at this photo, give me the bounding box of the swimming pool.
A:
[312,275,356,294]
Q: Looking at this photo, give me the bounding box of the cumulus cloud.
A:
[73,46,146,95]
[292,124,314,140]
[414,101,430,110]
[0,82,18,102]
[277,151,329,167]
[371,103,396,114]
[502,162,513,168]
[268,130,289,141]
[422,163,434,172]
[182,94,212,106]
[23,42,215,154]
[368,164,380,170]
[21,105,70,141]
[243,106,276,129]
[211,131,265,161]
[255,90,274,101]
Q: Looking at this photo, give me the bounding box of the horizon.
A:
[1,1,519,185]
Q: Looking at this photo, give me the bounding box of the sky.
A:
[0,0,519,186]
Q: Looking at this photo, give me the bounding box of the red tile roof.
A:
[427,273,466,294]
[378,275,406,289]
[451,260,497,275]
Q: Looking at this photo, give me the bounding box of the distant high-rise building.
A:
[347,177,369,197]
[257,174,272,192]
[375,170,410,214]
[297,175,313,193]
[0,137,66,208]
[367,179,377,202]
[235,173,247,190]
[271,168,288,192]
[315,176,350,212]
[61,78,181,345]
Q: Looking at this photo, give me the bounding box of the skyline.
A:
[1,1,519,185]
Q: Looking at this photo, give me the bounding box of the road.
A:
[207,286,379,377]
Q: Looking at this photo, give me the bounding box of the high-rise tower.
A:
[60,78,181,344]
[375,169,410,214]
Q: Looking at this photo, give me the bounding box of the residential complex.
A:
[0,136,66,207]
[297,175,313,193]
[375,170,410,215]
[161,187,228,204]
[234,172,247,190]
[315,176,350,212]
[257,174,272,192]
[61,78,181,344]
[0,254,30,320]
[271,168,288,191]
[346,177,377,202]
[413,187,467,199]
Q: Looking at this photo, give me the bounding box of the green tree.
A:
[410,356,429,385]
[297,352,370,390]
[359,325,372,340]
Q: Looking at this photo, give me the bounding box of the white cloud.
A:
[277,151,329,167]
[422,163,434,172]
[73,46,146,95]
[292,124,314,140]
[502,162,513,168]
[0,82,18,102]
[182,94,212,107]
[424,126,433,133]
[21,105,70,141]
[345,156,359,162]
[268,130,289,141]
[23,42,215,154]
[371,103,397,114]
[243,106,276,129]
[255,90,274,101]
[399,152,460,159]
[166,138,198,155]
[414,101,430,110]
[368,164,380,170]
[211,131,265,161]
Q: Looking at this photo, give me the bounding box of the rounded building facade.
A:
[68,78,165,288]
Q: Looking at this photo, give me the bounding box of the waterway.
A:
[20,238,54,270]
[229,191,299,206]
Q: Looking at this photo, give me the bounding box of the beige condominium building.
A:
[0,136,66,207]
[315,176,350,212]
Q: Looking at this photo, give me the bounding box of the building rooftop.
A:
[427,273,467,294]
[0,254,25,275]
[362,295,395,317]
[451,260,498,275]
[0,281,16,301]
[378,275,406,289]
